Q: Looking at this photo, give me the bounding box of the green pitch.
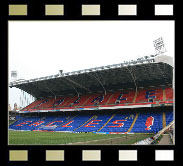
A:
[9,130,154,145]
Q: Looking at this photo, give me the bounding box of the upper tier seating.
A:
[23,99,45,110]
[107,91,135,104]
[21,87,173,111]
[165,88,173,100]
[83,93,103,106]
[135,88,163,103]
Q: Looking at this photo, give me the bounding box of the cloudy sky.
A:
[8,21,174,108]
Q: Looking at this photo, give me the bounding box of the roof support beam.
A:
[156,63,171,88]
[126,66,138,93]
[63,77,91,92]
[61,78,80,97]
[43,81,56,98]
[87,72,107,95]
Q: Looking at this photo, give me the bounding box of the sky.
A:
[8,21,174,108]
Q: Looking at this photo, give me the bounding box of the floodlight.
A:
[11,70,18,81]
[153,37,167,55]
[59,70,63,76]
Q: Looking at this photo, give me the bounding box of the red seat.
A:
[135,88,163,103]
[108,91,135,104]
[165,88,173,100]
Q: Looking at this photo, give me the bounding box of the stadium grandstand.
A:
[8,55,174,145]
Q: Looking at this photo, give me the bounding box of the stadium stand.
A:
[107,91,135,104]
[23,99,45,110]
[55,115,91,132]
[130,112,163,133]
[135,88,163,103]
[99,113,135,133]
[20,87,173,112]
[76,114,112,132]
[9,60,174,139]
[70,94,93,106]
[165,88,173,100]
[63,96,80,107]
[9,109,173,133]
[165,111,173,126]
[97,92,113,105]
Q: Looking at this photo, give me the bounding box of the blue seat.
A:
[9,110,173,133]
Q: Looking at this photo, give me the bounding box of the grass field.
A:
[9,130,154,145]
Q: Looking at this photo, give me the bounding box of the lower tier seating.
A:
[130,112,163,133]
[9,110,173,133]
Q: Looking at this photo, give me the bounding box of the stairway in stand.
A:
[127,113,139,132]
[55,115,77,129]
[133,91,138,103]
[162,112,166,128]
[97,114,116,132]
[73,115,95,132]
[163,89,166,101]
[105,93,114,105]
